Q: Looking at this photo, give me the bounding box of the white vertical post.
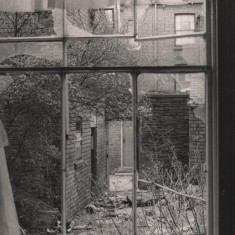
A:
[116,0,121,33]
[153,3,158,66]
[131,72,138,234]
[121,121,124,167]
[134,0,138,37]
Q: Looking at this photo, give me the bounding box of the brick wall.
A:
[96,118,108,180]
[136,3,205,66]
[140,94,190,169]
[189,105,206,165]
[66,113,107,220]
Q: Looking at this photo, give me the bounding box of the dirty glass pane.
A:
[136,0,206,38]
[67,37,206,66]
[134,0,207,66]
[67,38,139,67]
[67,72,135,234]
[66,0,134,36]
[0,1,63,37]
[137,73,207,235]
[0,42,62,67]
[0,72,62,231]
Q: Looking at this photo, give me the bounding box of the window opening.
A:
[0,0,216,235]
[175,14,196,45]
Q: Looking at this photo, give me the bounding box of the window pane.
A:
[138,73,207,234]
[0,72,62,228]
[0,42,62,67]
[67,37,206,66]
[176,14,196,45]
[0,3,63,37]
[66,0,134,36]
[137,0,205,37]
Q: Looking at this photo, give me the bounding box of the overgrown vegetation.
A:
[0,9,136,229]
[0,8,206,235]
[73,151,206,235]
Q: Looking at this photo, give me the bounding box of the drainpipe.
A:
[120,121,124,168]
[134,0,138,37]
[154,3,157,66]
[116,0,121,33]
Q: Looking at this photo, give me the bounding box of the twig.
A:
[138,178,206,203]
[20,226,26,235]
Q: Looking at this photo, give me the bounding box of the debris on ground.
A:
[65,187,206,235]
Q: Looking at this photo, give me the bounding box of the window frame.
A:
[0,0,218,235]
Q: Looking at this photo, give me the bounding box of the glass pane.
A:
[0,1,63,37]
[66,0,134,36]
[0,72,61,230]
[67,37,206,66]
[138,73,207,234]
[67,39,140,67]
[146,37,206,66]
[68,72,135,233]
[0,42,62,67]
[137,0,206,38]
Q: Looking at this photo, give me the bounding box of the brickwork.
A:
[187,74,205,104]
[65,113,89,221]
[189,105,206,165]
[137,3,205,66]
[135,3,206,168]
[140,94,190,169]
[66,113,107,221]
[96,117,108,180]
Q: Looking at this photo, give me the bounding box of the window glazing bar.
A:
[131,72,138,234]
[0,32,205,43]
[206,0,219,234]
[0,36,64,43]
[0,66,210,74]
[135,31,206,41]
[61,0,67,234]
[0,35,135,43]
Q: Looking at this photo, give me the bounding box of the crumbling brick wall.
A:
[140,94,190,170]
[66,113,107,221]
[96,119,108,180]
[189,106,206,165]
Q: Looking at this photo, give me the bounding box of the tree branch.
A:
[138,178,206,203]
